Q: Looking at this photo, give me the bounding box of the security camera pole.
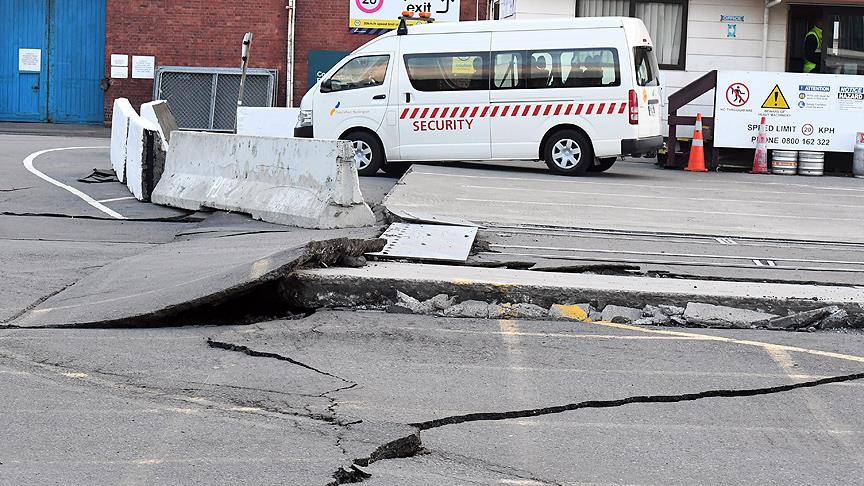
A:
[236,32,253,133]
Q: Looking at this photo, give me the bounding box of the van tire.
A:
[342,131,384,176]
[544,129,594,176]
[383,162,411,177]
[588,157,616,173]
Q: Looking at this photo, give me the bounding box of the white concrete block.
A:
[151,132,375,229]
[110,98,137,183]
[125,115,161,201]
[140,100,177,151]
[236,107,300,138]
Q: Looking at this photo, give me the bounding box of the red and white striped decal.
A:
[400,102,629,119]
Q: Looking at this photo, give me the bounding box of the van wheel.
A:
[383,162,411,177]
[342,131,383,176]
[588,157,616,173]
[544,129,594,176]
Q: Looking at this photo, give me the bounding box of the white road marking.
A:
[22,146,125,220]
[464,184,864,209]
[715,237,738,245]
[97,196,135,203]
[410,169,864,197]
[456,198,861,223]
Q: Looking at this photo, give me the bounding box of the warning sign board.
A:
[715,71,864,153]
[761,84,790,109]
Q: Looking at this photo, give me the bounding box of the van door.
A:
[633,46,662,138]
[396,33,492,161]
[489,29,629,159]
[313,53,393,141]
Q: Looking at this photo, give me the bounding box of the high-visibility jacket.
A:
[804,26,823,73]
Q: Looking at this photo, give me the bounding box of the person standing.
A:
[803,18,823,73]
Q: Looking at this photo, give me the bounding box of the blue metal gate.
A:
[0,0,49,121]
[0,0,105,123]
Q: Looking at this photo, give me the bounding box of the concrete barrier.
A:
[151,132,375,228]
[110,98,137,183]
[140,100,179,151]
[125,115,163,202]
[236,107,299,138]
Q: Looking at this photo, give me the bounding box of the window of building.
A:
[404,53,489,91]
[325,55,390,92]
[577,0,687,70]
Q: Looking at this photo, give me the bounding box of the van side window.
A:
[634,46,660,87]
[493,52,524,89]
[404,53,489,91]
[558,48,620,88]
[528,53,556,88]
[326,55,390,92]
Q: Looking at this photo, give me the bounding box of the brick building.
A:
[104,0,487,123]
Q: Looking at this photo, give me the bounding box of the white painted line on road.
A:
[97,196,135,203]
[715,237,738,245]
[22,146,125,220]
[457,198,862,223]
[492,244,864,267]
[412,169,864,198]
[464,184,864,209]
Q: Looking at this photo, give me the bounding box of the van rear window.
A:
[404,53,489,92]
[634,46,660,87]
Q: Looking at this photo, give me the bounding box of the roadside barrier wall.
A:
[110,98,137,183]
[125,115,163,202]
[151,132,375,228]
[140,100,179,151]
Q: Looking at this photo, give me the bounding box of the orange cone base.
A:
[684,148,708,172]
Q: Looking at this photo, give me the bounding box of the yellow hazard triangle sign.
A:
[762,84,790,109]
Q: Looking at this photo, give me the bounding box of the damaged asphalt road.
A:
[4,311,864,485]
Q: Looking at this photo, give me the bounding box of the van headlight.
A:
[298,109,313,127]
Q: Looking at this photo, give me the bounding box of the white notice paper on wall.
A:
[111,54,129,67]
[111,66,129,79]
[19,49,41,72]
[131,56,155,79]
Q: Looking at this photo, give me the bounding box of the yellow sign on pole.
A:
[761,84,790,109]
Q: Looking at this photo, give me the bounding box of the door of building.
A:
[0,0,106,123]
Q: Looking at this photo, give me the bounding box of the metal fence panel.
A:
[154,67,277,131]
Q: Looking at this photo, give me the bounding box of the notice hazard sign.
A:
[762,84,790,109]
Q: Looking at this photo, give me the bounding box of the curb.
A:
[286,262,864,329]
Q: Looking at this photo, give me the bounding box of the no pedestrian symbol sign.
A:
[726,83,749,107]
[762,84,790,109]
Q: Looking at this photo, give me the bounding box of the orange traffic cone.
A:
[751,116,770,174]
[685,113,708,172]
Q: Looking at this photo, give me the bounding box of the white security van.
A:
[295,17,663,176]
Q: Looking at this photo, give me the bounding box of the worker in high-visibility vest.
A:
[803,19,823,73]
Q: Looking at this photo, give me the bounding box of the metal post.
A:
[237,32,253,133]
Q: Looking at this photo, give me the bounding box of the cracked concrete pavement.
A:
[3,133,864,485]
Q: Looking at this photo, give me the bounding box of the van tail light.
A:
[628,89,639,125]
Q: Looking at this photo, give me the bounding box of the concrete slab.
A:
[11,228,378,328]
[291,261,864,316]
[384,163,864,243]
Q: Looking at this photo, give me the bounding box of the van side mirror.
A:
[320,79,333,93]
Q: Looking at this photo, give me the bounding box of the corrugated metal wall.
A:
[0,0,105,123]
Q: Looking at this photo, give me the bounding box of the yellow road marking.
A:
[590,320,864,364]
[551,304,589,321]
[62,372,88,379]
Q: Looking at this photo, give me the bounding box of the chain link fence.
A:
[153,67,278,131]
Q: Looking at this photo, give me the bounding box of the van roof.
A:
[395,17,640,36]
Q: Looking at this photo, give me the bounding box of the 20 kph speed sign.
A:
[355,0,383,14]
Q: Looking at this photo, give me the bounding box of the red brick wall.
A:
[105,0,288,123]
[105,0,487,122]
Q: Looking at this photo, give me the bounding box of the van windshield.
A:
[634,46,660,87]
